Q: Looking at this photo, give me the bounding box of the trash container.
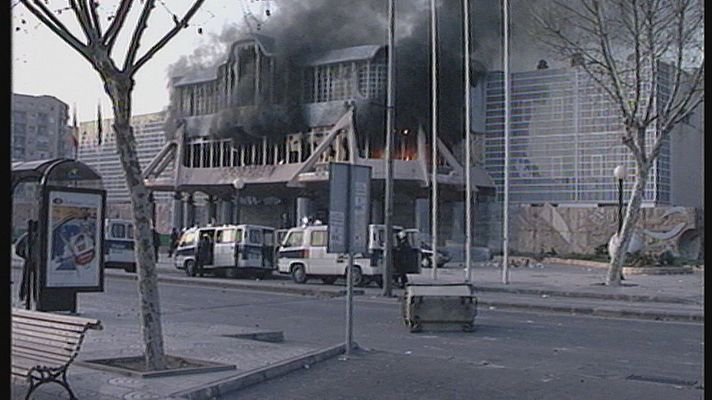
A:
[401,283,477,333]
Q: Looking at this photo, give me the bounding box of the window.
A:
[264,231,274,246]
[248,229,263,245]
[284,231,303,247]
[310,230,327,247]
[217,229,236,243]
[180,231,197,247]
[111,223,126,239]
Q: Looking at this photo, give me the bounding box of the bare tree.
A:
[19,0,205,368]
[533,0,704,285]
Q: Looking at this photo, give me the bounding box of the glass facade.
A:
[78,112,172,204]
[483,67,670,205]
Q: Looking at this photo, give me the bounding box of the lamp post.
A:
[613,165,627,234]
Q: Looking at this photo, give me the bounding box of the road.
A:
[10,254,704,399]
[18,265,699,400]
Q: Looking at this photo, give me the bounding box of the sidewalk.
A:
[11,252,704,322]
[9,275,347,400]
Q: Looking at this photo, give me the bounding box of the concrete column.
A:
[172,192,184,229]
[232,192,241,224]
[207,195,217,225]
[371,199,384,224]
[220,198,232,225]
[415,198,430,235]
[185,193,195,228]
[451,201,465,243]
[296,197,312,225]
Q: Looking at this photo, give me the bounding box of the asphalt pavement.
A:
[9,251,704,399]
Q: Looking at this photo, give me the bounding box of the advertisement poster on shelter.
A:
[46,190,102,288]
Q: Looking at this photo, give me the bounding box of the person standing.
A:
[196,234,211,277]
[168,228,179,258]
[17,220,38,309]
[152,227,160,262]
[393,231,410,289]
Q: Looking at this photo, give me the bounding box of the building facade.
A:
[78,111,175,232]
[145,34,494,250]
[480,65,702,208]
[11,93,73,162]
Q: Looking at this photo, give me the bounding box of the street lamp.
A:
[613,165,627,234]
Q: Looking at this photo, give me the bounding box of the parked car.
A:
[277,222,383,287]
[104,219,136,273]
[174,224,276,279]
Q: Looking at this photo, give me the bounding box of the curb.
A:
[471,285,699,305]
[477,299,703,323]
[168,343,348,400]
[101,269,367,299]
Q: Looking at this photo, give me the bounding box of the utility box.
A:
[401,283,477,333]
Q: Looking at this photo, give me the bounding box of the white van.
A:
[277,223,385,287]
[174,224,276,278]
[104,219,136,272]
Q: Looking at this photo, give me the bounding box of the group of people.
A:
[148,226,184,262]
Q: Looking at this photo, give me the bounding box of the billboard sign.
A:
[44,188,105,291]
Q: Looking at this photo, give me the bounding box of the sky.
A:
[11,1,267,123]
[11,0,554,124]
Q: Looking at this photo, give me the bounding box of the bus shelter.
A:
[11,158,106,313]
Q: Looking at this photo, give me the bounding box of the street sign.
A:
[327,162,371,359]
[327,163,371,254]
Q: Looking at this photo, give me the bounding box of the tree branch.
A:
[21,0,92,62]
[123,0,156,72]
[592,0,633,121]
[128,0,206,75]
[103,0,132,52]
[69,0,94,43]
[88,0,103,38]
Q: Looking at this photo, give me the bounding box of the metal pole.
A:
[502,0,510,284]
[430,0,439,281]
[345,165,354,358]
[382,0,396,297]
[618,179,623,234]
[345,251,354,357]
[464,0,472,283]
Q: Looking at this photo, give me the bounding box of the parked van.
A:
[174,224,276,278]
[104,219,136,272]
[277,223,391,287]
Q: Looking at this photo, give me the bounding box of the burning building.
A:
[143,32,494,247]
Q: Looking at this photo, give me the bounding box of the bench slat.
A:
[12,348,72,364]
[12,316,89,333]
[12,366,31,378]
[13,355,66,371]
[12,340,76,359]
[12,328,82,345]
[12,322,85,339]
[12,309,102,330]
[12,334,80,351]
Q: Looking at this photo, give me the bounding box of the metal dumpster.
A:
[401,283,477,333]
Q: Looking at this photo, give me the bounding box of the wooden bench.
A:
[11,308,102,400]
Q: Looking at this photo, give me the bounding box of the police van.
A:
[277,222,391,287]
[173,224,276,279]
[104,219,137,273]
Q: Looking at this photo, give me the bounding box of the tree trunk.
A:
[106,77,167,370]
[606,164,649,286]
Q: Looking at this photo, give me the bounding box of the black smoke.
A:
[166,0,556,144]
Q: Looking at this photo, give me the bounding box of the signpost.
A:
[328,163,371,358]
